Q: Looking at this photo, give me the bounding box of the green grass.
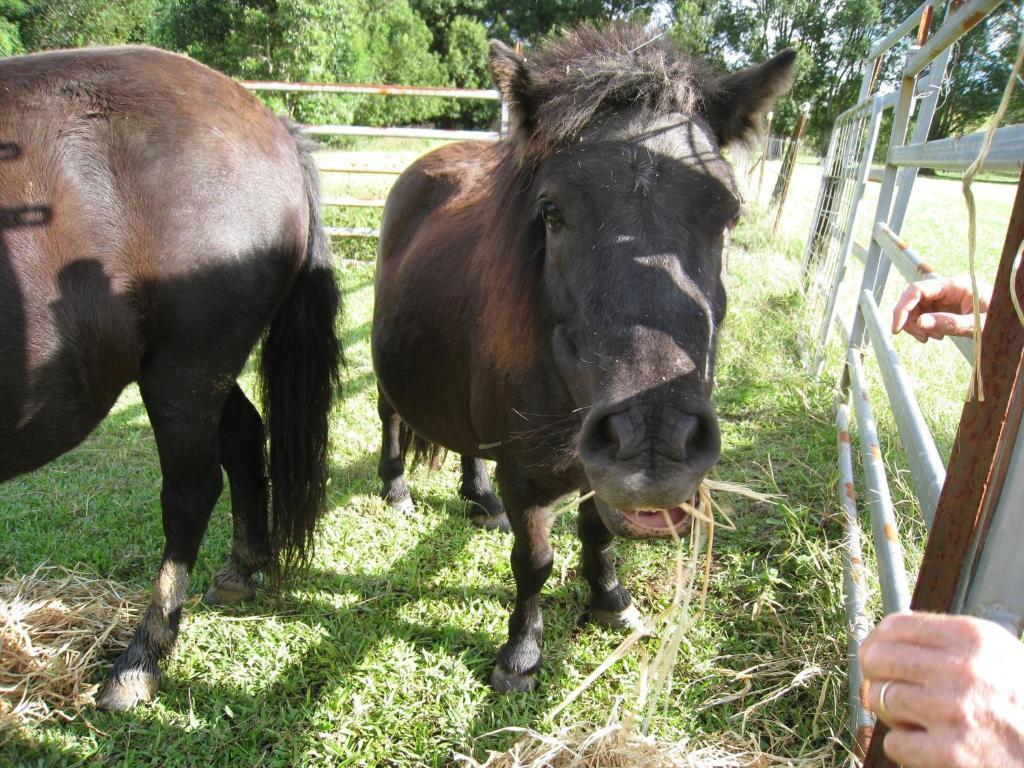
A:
[3,148,1016,767]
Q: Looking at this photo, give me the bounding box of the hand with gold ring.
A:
[860,611,1024,767]
[875,679,897,724]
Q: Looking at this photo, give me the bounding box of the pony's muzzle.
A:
[579,400,721,513]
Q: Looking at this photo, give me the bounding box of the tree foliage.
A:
[0,0,1018,140]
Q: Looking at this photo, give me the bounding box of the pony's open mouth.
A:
[593,497,692,539]
[621,506,688,532]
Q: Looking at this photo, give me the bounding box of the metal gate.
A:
[799,0,1024,759]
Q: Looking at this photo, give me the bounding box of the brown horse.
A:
[0,46,341,709]
[373,25,794,691]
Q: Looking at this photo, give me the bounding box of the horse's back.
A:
[0,47,308,478]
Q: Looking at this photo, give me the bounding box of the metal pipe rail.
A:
[868,1,934,59]
[837,403,876,756]
[242,80,501,100]
[323,196,386,208]
[904,0,1005,78]
[888,122,1024,172]
[302,125,498,142]
[244,79,506,237]
[317,164,404,175]
[846,349,913,616]
[325,226,378,238]
[803,0,1024,758]
[860,290,947,527]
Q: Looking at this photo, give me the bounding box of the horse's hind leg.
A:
[204,384,270,605]
[460,456,509,532]
[98,365,226,711]
[577,497,646,633]
[377,385,413,513]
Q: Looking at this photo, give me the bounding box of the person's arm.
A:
[891,276,990,343]
[860,611,1024,768]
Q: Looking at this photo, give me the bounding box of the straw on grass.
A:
[0,566,144,742]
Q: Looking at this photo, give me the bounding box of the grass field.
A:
[0,140,1016,767]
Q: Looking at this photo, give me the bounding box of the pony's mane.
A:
[516,24,714,159]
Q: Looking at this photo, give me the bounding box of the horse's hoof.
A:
[96,669,160,711]
[386,495,415,515]
[591,603,651,634]
[490,664,538,693]
[469,509,511,533]
[203,571,256,605]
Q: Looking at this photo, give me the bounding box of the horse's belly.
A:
[372,310,483,455]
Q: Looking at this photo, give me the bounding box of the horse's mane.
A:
[511,24,714,161]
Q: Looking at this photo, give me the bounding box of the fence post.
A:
[757,110,774,202]
[771,102,811,234]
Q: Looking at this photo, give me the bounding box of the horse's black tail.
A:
[260,119,342,579]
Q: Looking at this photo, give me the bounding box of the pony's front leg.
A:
[98,371,225,710]
[490,471,556,692]
[577,497,646,632]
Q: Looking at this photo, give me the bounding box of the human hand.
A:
[891,276,989,343]
[860,611,1024,768]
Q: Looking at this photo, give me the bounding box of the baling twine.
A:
[961,29,1024,401]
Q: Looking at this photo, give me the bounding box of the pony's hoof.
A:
[96,670,160,711]
[490,664,538,693]
[591,603,651,634]
[386,495,415,515]
[203,571,257,605]
[469,509,511,533]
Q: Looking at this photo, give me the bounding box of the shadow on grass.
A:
[8,499,582,767]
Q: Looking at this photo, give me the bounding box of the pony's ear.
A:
[701,49,797,148]
[489,40,535,139]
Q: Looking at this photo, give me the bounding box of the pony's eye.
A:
[540,200,563,230]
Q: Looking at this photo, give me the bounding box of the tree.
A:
[14,0,156,50]
[663,0,881,147]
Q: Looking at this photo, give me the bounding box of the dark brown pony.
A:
[0,46,341,709]
[373,25,795,691]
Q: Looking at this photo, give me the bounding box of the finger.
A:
[866,612,1001,656]
[892,284,923,333]
[915,312,974,339]
[884,728,962,768]
[866,679,961,729]
[860,641,960,685]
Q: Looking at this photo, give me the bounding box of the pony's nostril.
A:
[665,414,698,462]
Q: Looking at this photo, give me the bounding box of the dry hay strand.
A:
[454,722,819,768]
[456,481,812,768]
[0,566,144,741]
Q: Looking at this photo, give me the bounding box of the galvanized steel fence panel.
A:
[799,0,1024,758]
